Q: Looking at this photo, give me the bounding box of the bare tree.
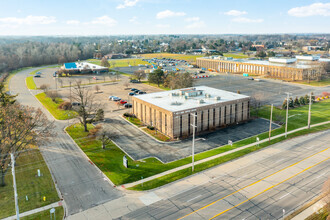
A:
[94,85,101,93]
[72,82,101,132]
[39,84,50,92]
[57,78,63,87]
[133,70,146,82]
[0,103,53,186]
[123,81,130,89]
[46,91,60,102]
[96,126,117,149]
[100,57,110,67]
[115,72,121,81]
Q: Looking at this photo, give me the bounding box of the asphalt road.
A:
[117,130,330,220]
[104,117,279,163]
[9,67,123,216]
[194,74,329,106]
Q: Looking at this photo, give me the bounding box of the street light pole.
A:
[190,113,197,172]
[285,93,291,138]
[11,153,20,220]
[308,92,312,129]
[269,104,273,142]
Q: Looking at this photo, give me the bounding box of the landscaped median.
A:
[35,92,77,120]
[26,76,38,90]
[66,99,330,190]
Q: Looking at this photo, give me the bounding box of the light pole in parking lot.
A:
[190,112,197,172]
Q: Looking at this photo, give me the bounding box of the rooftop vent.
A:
[197,99,205,104]
[153,96,163,99]
[171,101,182,106]
[205,93,211,98]
[214,96,221,101]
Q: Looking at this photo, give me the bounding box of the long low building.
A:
[196,56,325,81]
[132,86,250,139]
[62,62,109,74]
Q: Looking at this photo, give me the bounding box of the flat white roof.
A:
[134,86,250,113]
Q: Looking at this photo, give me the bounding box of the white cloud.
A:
[0,15,56,25]
[66,20,80,25]
[224,10,247,16]
[156,10,186,19]
[88,16,117,26]
[185,21,205,29]
[232,17,263,23]
[156,24,170,28]
[129,16,140,24]
[185,17,200,22]
[117,0,139,9]
[288,3,330,17]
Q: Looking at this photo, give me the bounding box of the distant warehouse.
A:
[132,86,250,139]
[196,56,327,81]
[62,62,109,74]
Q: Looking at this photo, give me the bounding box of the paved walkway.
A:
[2,201,62,220]
[123,120,330,188]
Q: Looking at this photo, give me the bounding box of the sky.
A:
[0,0,329,36]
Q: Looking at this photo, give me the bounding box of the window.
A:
[179,115,182,137]
[188,114,191,134]
[165,114,167,133]
[201,111,203,130]
[235,104,237,122]
[213,109,215,127]
[207,110,210,130]
[241,103,244,121]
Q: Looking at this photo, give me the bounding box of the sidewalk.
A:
[291,200,326,220]
[2,201,62,220]
[123,121,330,188]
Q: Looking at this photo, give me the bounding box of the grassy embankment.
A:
[35,92,77,120]
[0,149,62,219]
[26,76,38,90]
[66,99,330,188]
[294,78,330,87]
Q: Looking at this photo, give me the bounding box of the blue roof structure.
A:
[64,63,77,69]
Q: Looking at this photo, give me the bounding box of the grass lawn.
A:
[142,128,171,142]
[125,116,143,127]
[26,76,38,90]
[67,100,330,188]
[0,149,60,219]
[35,92,77,120]
[223,53,249,59]
[21,206,64,220]
[294,78,330,87]
[141,80,171,90]
[87,58,149,67]
[141,53,204,63]
[305,207,328,220]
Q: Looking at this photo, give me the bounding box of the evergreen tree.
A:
[148,69,164,87]
[289,98,294,108]
[282,99,287,109]
[304,94,309,104]
[299,96,305,105]
[0,83,16,107]
[294,96,300,106]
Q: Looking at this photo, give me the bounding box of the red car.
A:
[119,100,127,105]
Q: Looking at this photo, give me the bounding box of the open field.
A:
[21,206,64,220]
[141,53,204,62]
[35,92,77,120]
[87,58,149,67]
[0,149,60,219]
[67,99,330,187]
[26,76,38,90]
[294,78,330,87]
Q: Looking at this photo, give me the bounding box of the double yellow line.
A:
[177,147,329,220]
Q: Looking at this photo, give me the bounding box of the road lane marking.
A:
[187,195,202,203]
[209,157,329,219]
[177,147,329,220]
[279,192,290,200]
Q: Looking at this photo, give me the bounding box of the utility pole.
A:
[269,104,273,142]
[308,92,312,129]
[190,113,197,172]
[285,92,291,138]
[11,153,20,220]
[69,81,72,103]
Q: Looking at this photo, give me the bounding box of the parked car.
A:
[128,92,135,96]
[112,97,121,101]
[124,103,132,108]
[34,75,41,77]
[133,90,140,94]
[130,79,139,83]
[138,91,146,94]
[119,100,127,105]
[53,72,57,77]
[109,96,116,100]
[247,77,254,80]
[72,102,81,106]
[130,88,138,91]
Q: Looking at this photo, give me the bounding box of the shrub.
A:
[147,125,155,130]
[46,91,60,102]
[289,98,294,108]
[88,125,102,137]
[294,96,300,106]
[58,101,72,110]
[299,96,305,105]
[282,99,287,109]
[123,113,135,118]
[39,84,50,91]
[316,97,321,101]
[326,96,329,99]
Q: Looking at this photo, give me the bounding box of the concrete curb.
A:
[122,120,330,188]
